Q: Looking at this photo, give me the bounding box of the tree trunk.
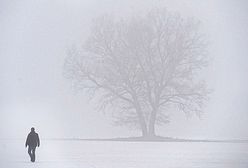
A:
[141,122,148,137]
[136,108,148,137]
[148,109,157,137]
[132,95,148,137]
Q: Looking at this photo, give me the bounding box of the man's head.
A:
[31,127,35,132]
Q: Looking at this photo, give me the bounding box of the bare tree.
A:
[64,8,208,138]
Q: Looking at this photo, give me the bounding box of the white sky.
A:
[0,0,248,140]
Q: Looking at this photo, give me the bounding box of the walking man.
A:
[25,127,40,162]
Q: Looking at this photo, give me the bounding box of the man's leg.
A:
[28,146,33,161]
[32,147,36,162]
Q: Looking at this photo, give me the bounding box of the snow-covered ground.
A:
[0,139,248,168]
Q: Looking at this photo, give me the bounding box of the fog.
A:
[1,0,248,140]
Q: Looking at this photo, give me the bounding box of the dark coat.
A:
[25,131,40,147]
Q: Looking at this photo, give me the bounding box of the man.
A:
[25,127,40,162]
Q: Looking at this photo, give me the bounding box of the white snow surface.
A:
[0,140,248,168]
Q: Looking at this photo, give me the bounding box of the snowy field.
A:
[0,140,248,168]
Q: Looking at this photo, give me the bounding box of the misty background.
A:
[1,0,248,140]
